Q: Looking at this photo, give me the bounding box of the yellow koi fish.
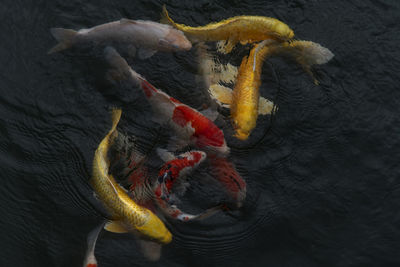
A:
[162,5,294,53]
[90,108,172,244]
[209,40,275,140]
[209,40,333,140]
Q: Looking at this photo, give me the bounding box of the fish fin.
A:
[156,148,176,162]
[200,107,219,121]
[272,40,333,84]
[216,38,237,54]
[258,96,275,115]
[120,18,137,24]
[292,40,334,65]
[110,108,122,133]
[104,221,128,233]
[208,84,233,108]
[83,222,105,267]
[193,205,222,220]
[138,48,157,59]
[137,239,162,261]
[48,28,77,54]
[160,5,176,27]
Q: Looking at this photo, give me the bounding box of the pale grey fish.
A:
[48,19,192,59]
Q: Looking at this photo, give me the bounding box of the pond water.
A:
[1,0,400,266]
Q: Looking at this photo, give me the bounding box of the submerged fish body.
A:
[208,155,246,208]
[153,149,221,221]
[90,108,172,244]
[104,47,229,155]
[162,5,293,53]
[49,19,192,56]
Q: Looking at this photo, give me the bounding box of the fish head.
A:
[158,29,192,51]
[232,118,252,141]
[234,129,250,141]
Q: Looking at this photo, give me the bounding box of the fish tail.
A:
[160,5,177,28]
[48,28,77,54]
[82,222,105,267]
[275,40,334,84]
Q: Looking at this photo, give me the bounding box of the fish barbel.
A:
[90,108,172,244]
[162,5,293,53]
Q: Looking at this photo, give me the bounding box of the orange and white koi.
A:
[104,46,229,155]
[162,5,294,53]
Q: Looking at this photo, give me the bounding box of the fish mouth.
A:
[234,130,250,140]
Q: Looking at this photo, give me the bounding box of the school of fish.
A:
[49,4,333,266]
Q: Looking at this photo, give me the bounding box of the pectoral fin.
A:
[216,38,237,54]
[138,48,157,59]
[156,148,176,162]
[208,84,233,108]
[258,96,275,115]
[104,221,128,233]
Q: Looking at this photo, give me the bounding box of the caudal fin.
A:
[293,40,334,65]
[160,5,177,27]
[83,222,105,267]
[48,28,77,54]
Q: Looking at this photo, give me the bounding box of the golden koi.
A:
[210,40,275,140]
[90,108,172,244]
[208,40,334,139]
[162,5,294,53]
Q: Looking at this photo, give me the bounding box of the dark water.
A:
[1,0,400,266]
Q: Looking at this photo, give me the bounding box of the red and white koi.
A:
[103,46,229,156]
[153,149,220,221]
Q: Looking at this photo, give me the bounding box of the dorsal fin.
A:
[120,18,137,24]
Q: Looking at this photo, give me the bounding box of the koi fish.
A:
[104,46,229,155]
[208,155,246,208]
[90,108,172,244]
[152,149,220,221]
[110,136,220,223]
[48,19,192,57]
[107,132,165,262]
[208,40,334,139]
[208,40,276,140]
[162,5,294,53]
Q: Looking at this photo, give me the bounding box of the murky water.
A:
[1,0,400,266]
